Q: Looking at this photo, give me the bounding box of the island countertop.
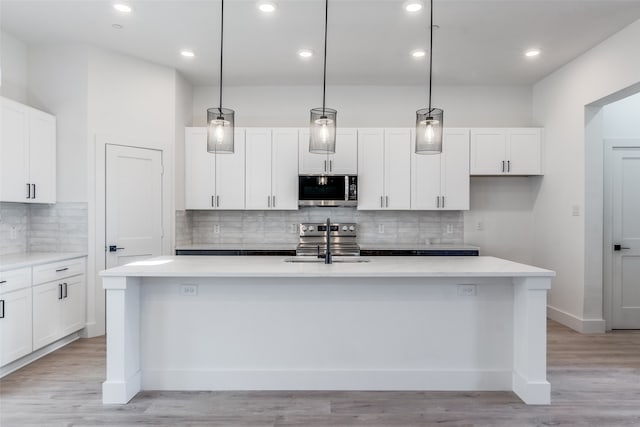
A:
[100,255,554,279]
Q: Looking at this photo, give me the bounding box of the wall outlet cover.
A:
[180,284,198,296]
[457,284,477,297]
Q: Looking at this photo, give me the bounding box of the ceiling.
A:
[2,0,640,87]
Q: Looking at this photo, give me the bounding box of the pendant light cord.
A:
[322,0,328,114]
[219,0,225,112]
[428,0,433,112]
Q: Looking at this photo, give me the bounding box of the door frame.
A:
[603,139,640,329]
[86,135,174,338]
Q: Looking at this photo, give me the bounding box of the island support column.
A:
[102,276,141,404]
[512,276,551,404]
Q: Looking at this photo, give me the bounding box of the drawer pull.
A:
[56,267,69,272]
[0,280,6,284]
[0,300,4,318]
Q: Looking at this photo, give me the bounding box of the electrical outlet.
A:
[446,224,453,234]
[291,223,298,233]
[378,224,385,234]
[458,284,477,297]
[180,284,198,296]
[10,226,17,240]
[572,205,580,217]
[214,224,221,234]
[476,221,484,231]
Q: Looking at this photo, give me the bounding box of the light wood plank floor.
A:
[2,320,640,426]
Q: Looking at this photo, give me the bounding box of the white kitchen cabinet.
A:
[0,268,33,367]
[246,128,298,210]
[32,258,86,351]
[412,128,470,210]
[298,128,358,174]
[470,128,543,175]
[357,128,411,210]
[185,127,246,210]
[0,97,56,203]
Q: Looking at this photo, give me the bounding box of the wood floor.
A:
[2,320,640,426]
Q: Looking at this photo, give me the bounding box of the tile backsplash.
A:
[0,202,88,256]
[176,208,463,247]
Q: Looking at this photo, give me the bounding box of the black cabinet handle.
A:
[0,300,4,318]
[507,160,511,173]
[63,283,68,298]
[32,183,36,199]
[56,267,69,272]
[0,280,6,284]
[58,284,63,300]
[26,183,31,199]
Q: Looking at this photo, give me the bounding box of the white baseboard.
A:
[142,369,513,392]
[547,305,606,334]
[0,333,80,378]
[79,321,105,339]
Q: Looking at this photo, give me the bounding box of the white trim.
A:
[547,305,605,334]
[0,333,80,378]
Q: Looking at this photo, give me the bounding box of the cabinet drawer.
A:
[32,257,86,285]
[0,268,31,294]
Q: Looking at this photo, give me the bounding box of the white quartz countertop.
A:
[100,255,554,278]
[0,252,87,271]
[175,243,479,251]
[359,243,480,251]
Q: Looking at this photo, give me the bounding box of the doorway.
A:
[105,144,164,268]
[604,140,640,329]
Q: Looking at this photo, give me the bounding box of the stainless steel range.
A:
[296,222,360,257]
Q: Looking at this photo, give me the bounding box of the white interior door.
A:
[609,144,640,329]
[106,145,163,268]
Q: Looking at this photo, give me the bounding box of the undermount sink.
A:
[284,256,371,264]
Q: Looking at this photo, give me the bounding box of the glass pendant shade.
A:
[207,107,235,154]
[415,107,443,154]
[309,107,337,154]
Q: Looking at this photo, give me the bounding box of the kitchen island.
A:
[100,256,554,405]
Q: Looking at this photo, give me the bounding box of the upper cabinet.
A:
[246,128,298,210]
[470,128,543,175]
[184,127,245,210]
[412,129,470,210]
[298,128,358,174]
[357,128,411,210]
[0,97,56,203]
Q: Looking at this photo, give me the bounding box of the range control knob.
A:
[349,225,355,231]
[342,226,348,231]
[308,226,315,232]
[301,225,307,232]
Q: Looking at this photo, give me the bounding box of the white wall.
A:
[28,45,89,203]
[0,31,28,103]
[174,73,193,212]
[193,85,533,128]
[603,92,640,137]
[532,19,640,333]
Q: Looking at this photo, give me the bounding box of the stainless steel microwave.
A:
[298,175,357,207]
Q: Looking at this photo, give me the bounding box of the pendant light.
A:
[207,0,234,154]
[309,0,337,154]
[415,0,443,154]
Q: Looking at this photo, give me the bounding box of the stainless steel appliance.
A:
[298,175,357,207]
[296,222,360,257]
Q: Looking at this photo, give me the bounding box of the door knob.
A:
[109,245,125,252]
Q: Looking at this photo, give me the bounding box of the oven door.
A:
[298,175,355,206]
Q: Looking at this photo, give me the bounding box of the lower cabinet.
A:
[0,287,33,367]
[33,275,86,351]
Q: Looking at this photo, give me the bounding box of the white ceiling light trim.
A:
[113,4,132,13]
[257,2,277,13]
[411,49,426,58]
[403,1,423,13]
[180,50,195,58]
[525,48,541,57]
[298,49,314,58]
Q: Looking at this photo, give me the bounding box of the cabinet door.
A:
[0,287,33,367]
[441,129,470,210]
[298,128,328,174]
[411,130,441,210]
[470,129,507,175]
[0,98,29,202]
[357,129,385,210]
[271,128,299,210]
[27,108,56,203]
[385,129,411,210]
[214,129,245,210]
[245,129,272,210]
[33,281,62,350]
[330,128,358,174]
[507,128,542,175]
[60,275,86,337]
[185,128,215,209]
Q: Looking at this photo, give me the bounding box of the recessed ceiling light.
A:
[298,49,314,58]
[112,23,123,29]
[411,49,426,58]
[180,50,195,58]
[525,49,541,57]
[257,1,277,13]
[403,1,423,12]
[113,3,132,13]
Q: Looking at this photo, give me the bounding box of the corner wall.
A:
[0,31,28,103]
